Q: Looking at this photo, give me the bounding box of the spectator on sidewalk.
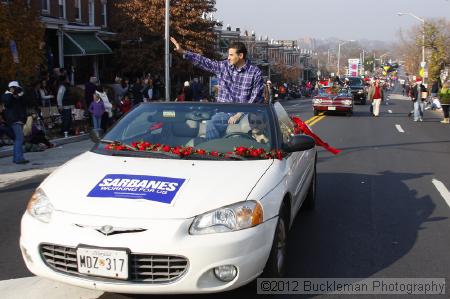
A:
[1,81,29,164]
[263,80,274,103]
[0,103,14,146]
[439,81,450,124]
[131,78,144,106]
[39,80,55,107]
[84,76,98,109]
[95,86,113,131]
[89,93,105,130]
[56,75,75,135]
[176,81,193,102]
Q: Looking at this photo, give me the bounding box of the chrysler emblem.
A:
[98,225,114,236]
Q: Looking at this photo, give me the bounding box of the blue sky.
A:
[215,0,449,41]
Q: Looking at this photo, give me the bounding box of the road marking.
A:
[432,179,450,208]
[0,277,103,299]
[388,110,393,114]
[305,112,325,126]
[395,124,405,133]
[0,167,57,189]
[308,115,326,127]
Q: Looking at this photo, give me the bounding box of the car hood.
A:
[40,151,274,219]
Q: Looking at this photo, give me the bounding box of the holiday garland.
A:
[105,141,284,160]
[104,115,340,159]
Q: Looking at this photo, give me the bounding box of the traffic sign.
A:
[420,61,426,68]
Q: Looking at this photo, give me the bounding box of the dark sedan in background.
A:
[346,77,368,105]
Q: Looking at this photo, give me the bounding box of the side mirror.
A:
[282,135,315,153]
[89,128,104,143]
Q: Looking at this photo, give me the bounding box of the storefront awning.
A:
[63,32,112,56]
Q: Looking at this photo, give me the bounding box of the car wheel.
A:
[346,110,353,117]
[362,99,366,105]
[303,159,316,210]
[313,110,319,116]
[262,203,288,278]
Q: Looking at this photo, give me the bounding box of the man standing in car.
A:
[171,37,264,139]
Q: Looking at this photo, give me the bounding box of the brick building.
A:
[30,0,114,84]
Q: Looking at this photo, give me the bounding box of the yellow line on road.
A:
[304,112,325,126]
[308,115,325,127]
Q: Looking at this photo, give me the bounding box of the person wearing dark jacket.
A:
[57,76,75,135]
[411,77,428,122]
[1,81,29,164]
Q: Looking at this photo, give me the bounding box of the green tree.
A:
[423,19,450,82]
[0,0,44,86]
[110,0,218,77]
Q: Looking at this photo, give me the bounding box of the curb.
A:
[0,134,90,159]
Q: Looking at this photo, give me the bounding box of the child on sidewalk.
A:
[89,93,105,130]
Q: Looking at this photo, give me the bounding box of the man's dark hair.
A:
[229,41,248,59]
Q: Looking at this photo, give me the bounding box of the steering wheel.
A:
[224,132,255,140]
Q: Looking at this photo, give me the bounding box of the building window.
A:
[101,1,107,27]
[58,0,66,19]
[41,0,50,14]
[88,0,95,26]
[74,0,81,21]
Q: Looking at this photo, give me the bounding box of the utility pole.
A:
[164,0,170,101]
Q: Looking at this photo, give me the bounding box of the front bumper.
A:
[20,211,277,294]
[313,105,352,112]
[351,92,367,103]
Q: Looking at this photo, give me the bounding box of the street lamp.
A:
[397,12,425,67]
[337,40,355,76]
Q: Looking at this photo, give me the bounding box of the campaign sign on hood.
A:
[87,174,185,204]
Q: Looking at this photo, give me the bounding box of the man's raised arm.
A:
[170,37,222,75]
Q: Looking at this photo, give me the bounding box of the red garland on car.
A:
[290,116,341,155]
[105,141,284,160]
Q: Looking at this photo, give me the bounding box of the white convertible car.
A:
[20,101,317,294]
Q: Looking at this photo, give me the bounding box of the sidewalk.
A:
[0,134,90,159]
[0,136,94,188]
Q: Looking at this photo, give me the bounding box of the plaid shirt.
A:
[184,52,264,103]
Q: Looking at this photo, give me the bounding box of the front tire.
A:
[313,109,319,116]
[262,203,288,278]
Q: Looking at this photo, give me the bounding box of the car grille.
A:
[39,243,189,283]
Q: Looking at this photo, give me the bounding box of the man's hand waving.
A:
[170,37,185,55]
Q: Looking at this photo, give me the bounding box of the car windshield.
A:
[94,102,275,160]
[318,87,350,96]
[347,77,363,86]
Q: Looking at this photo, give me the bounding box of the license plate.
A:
[328,106,336,110]
[77,247,128,279]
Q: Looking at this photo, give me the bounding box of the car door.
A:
[273,102,314,216]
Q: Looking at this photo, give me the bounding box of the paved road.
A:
[1,93,449,298]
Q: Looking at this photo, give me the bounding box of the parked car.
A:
[21,101,317,294]
[312,87,354,116]
[346,77,367,105]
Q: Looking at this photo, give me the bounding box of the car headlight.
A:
[343,100,352,106]
[189,200,263,235]
[313,99,322,104]
[27,189,54,223]
[358,90,364,94]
